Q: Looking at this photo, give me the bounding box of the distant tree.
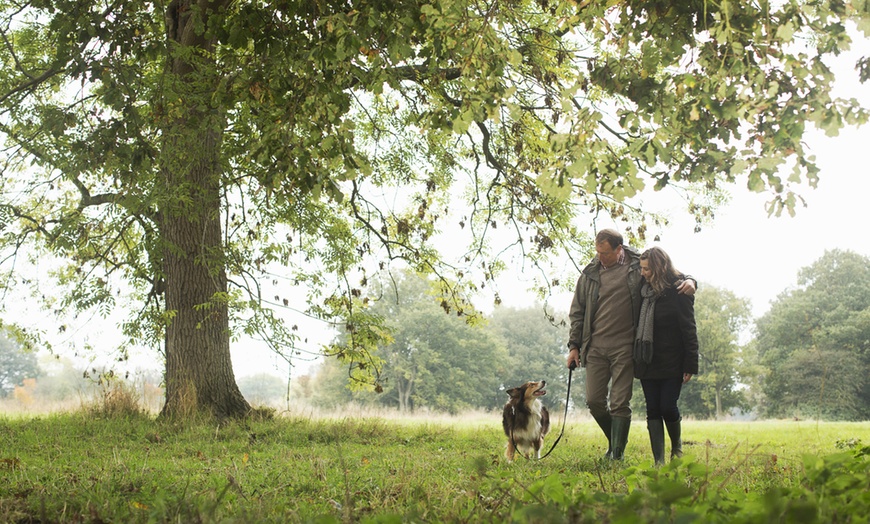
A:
[287,373,315,406]
[678,285,753,419]
[306,358,362,410]
[754,250,870,420]
[0,333,41,398]
[312,272,508,413]
[488,305,577,412]
[396,306,507,413]
[370,273,508,413]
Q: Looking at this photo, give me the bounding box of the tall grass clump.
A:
[82,373,146,419]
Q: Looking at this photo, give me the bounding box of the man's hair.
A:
[595,229,623,250]
[640,246,681,293]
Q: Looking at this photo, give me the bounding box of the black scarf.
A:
[634,282,659,364]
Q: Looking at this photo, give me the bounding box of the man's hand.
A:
[567,348,581,370]
[676,278,697,296]
[683,373,693,384]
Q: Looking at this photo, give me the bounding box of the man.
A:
[566,229,695,460]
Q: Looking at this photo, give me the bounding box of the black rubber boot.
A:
[665,417,683,460]
[592,413,613,459]
[610,416,631,461]
[647,419,666,466]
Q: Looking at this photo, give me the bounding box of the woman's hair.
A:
[640,247,682,293]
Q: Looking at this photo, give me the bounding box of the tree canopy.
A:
[0,0,868,416]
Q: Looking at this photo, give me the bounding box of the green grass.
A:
[0,411,868,523]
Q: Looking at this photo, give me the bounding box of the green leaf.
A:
[747,171,764,191]
[537,172,572,200]
[776,21,795,41]
[541,474,568,505]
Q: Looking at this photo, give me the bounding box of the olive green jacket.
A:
[567,245,643,367]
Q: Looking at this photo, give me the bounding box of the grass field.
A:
[1,406,868,523]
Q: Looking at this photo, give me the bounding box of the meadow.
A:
[1,402,868,523]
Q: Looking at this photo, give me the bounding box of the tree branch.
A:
[0,66,65,107]
[391,64,462,83]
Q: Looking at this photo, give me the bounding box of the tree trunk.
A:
[159,0,249,419]
[396,372,414,412]
[159,142,249,419]
[396,371,417,413]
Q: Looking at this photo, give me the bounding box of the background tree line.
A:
[0,334,165,411]
[3,249,868,419]
[301,250,870,420]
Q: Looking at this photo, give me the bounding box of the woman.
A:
[634,247,699,465]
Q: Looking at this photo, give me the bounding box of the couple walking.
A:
[566,229,699,465]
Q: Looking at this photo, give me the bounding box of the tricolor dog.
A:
[502,380,550,461]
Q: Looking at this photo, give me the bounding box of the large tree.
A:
[754,250,870,420]
[1,1,868,417]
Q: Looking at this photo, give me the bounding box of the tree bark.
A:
[159,0,249,419]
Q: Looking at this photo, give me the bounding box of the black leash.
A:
[509,367,574,461]
[538,366,573,460]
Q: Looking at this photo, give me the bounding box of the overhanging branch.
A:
[70,175,119,210]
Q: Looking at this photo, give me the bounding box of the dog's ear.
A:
[506,387,520,399]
